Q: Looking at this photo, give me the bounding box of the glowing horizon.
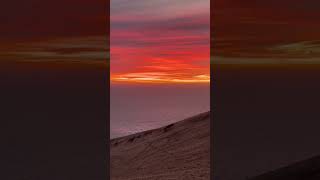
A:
[110,0,210,84]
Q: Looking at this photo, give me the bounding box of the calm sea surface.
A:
[110,83,210,138]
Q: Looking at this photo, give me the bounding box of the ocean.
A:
[110,83,210,138]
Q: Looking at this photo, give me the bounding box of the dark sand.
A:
[110,112,210,180]
[249,155,320,180]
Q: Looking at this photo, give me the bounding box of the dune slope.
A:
[110,112,210,180]
[249,155,320,180]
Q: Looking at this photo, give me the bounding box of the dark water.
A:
[213,64,320,180]
[0,62,108,180]
[111,83,210,138]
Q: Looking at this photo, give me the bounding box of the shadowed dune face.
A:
[249,155,320,180]
[110,112,210,180]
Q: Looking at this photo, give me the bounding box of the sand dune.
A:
[110,112,210,180]
[249,155,320,180]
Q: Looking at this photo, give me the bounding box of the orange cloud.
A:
[111,72,210,84]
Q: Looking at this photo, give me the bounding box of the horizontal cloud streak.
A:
[0,36,108,65]
[1,0,108,66]
[212,0,320,63]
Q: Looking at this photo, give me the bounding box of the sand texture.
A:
[110,112,210,180]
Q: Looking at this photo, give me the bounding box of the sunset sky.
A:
[0,0,108,65]
[111,0,210,83]
[212,0,320,64]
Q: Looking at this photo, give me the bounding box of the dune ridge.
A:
[249,155,320,180]
[110,111,210,180]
